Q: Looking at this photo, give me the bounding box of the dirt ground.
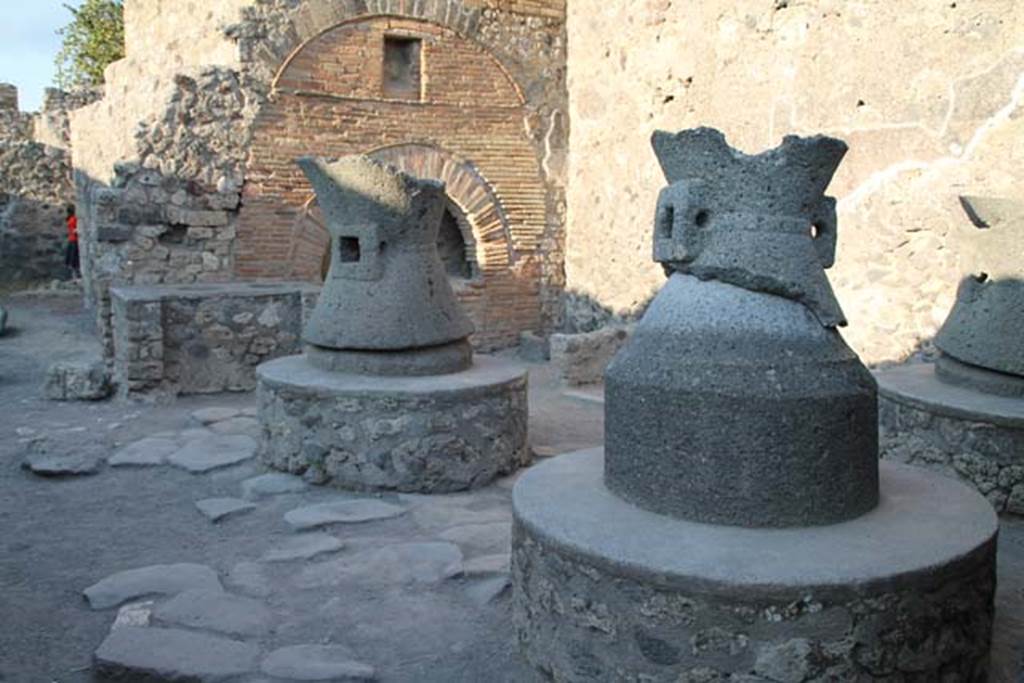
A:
[0,293,1020,682]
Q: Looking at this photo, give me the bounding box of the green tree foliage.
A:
[55,0,125,89]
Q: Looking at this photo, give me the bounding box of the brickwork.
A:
[238,15,554,349]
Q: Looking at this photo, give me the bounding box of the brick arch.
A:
[236,14,549,349]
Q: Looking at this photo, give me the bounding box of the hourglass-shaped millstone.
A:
[603,128,880,528]
[297,156,475,376]
[934,196,1024,397]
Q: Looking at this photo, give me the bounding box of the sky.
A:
[0,2,83,112]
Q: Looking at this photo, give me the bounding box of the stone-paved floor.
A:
[0,294,1021,682]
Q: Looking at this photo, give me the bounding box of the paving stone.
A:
[465,576,511,605]
[408,500,511,531]
[226,561,272,598]
[438,522,511,555]
[242,472,309,500]
[262,533,344,563]
[239,406,259,417]
[94,627,260,681]
[178,427,215,442]
[84,563,223,610]
[284,499,406,531]
[463,553,510,576]
[196,498,257,523]
[210,416,262,437]
[262,644,376,681]
[111,600,154,630]
[109,437,179,467]
[191,406,242,425]
[298,542,463,587]
[23,452,101,477]
[153,589,273,638]
[168,434,258,473]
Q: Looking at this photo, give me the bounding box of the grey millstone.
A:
[23,451,101,477]
[195,498,257,523]
[191,406,242,424]
[261,644,376,681]
[94,627,260,681]
[298,542,463,587]
[153,589,273,637]
[43,359,111,401]
[109,437,179,467]
[438,522,511,556]
[298,156,474,362]
[262,533,344,563]
[168,434,258,473]
[604,274,879,527]
[84,563,223,609]
[242,472,308,500]
[284,499,406,530]
[935,195,1024,378]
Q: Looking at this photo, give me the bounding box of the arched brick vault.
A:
[235,12,555,349]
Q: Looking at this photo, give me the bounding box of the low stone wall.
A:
[880,395,1024,516]
[111,282,319,399]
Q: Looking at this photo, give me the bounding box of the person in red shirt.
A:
[64,205,80,279]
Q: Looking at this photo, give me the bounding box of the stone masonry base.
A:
[257,354,530,493]
[512,451,997,682]
[876,363,1024,516]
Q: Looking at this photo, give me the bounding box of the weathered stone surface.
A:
[463,553,510,577]
[512,452,998,682]
[241,472,308,500]
[299,156,473,359]
[0,306,7,335]
[549,325,632,386]
[466,576,511,605]
[261,644,375,681]
[191,406,242,424]
[210,416,262,437]
[195,498,257,523]
[153,589,273,637]
[298,542,463,587]
[877,363,1024,515]
[564,3,1024,367]
[109,437,179,467]
[517,331,550,362]
[409,498,512,532]
[42,360,111,401]
[94,627,260,680]
[262,533,344,563]
[438,523,511,556]
[111,600,154,630]
[284,499,407,531]
[225,561,271,598]
[258,356,530,493]
[167,434,257,473]
[84,563,223,609]
[23,451,101,477]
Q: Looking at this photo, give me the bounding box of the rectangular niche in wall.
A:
[383,35,423,100]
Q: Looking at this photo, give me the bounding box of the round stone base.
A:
[876,363,1024,515]
[257,354,530,493]
[512,450,997,682]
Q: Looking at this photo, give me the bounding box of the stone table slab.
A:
[84,563,223,609]
[153,589,273,638]
[94,627,260,681]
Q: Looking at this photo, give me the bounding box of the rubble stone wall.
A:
[111,282,319,399]
[565,0,1024,363]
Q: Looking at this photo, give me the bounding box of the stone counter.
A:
[111,281,319,399]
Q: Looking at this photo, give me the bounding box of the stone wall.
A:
[111,282,319,399]
[565,1,1024,364]
[0,85,75,284]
